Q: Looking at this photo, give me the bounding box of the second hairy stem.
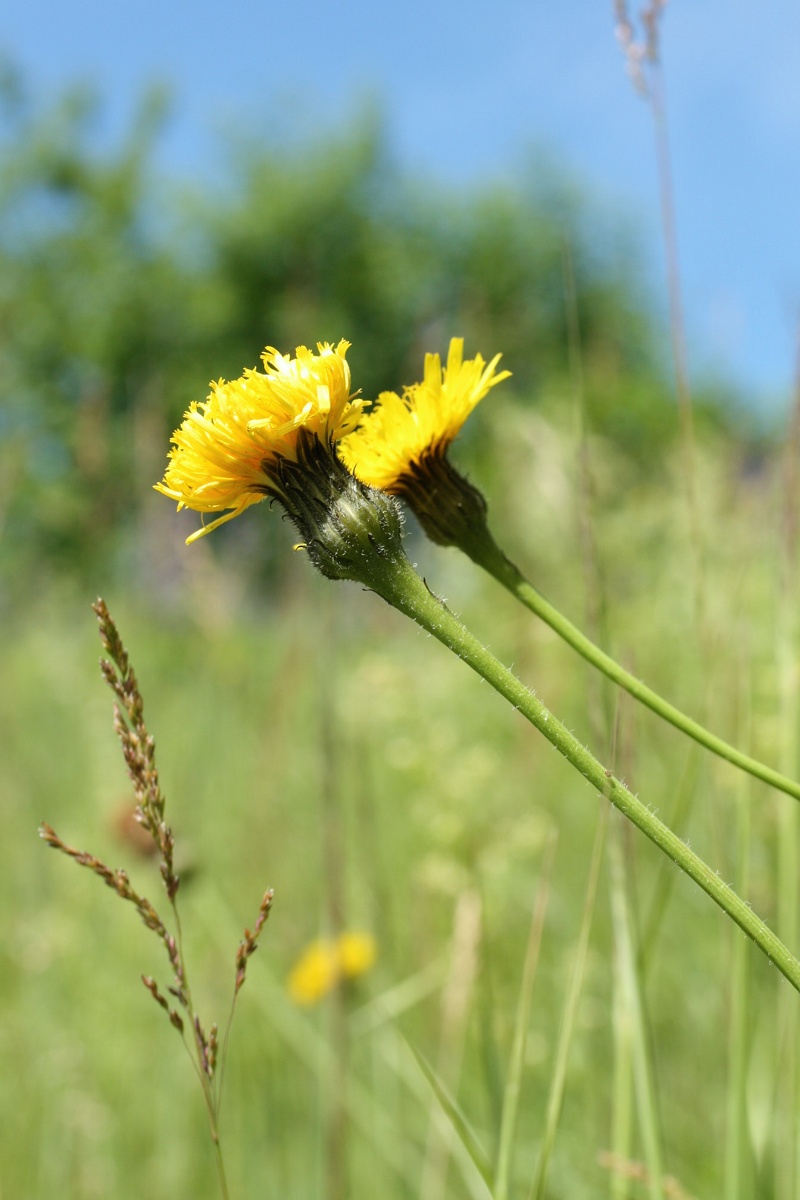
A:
[465,531,800,805]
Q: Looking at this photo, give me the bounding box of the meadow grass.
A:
[2,401,796,1198]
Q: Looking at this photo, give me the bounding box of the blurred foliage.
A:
[0,71,747,599]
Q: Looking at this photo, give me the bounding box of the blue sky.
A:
[4,0,799,406]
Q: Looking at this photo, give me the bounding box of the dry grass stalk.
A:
[613,0,668,96]
[235,889,275,995]
[39,597,275,1199]
[92,596,178,899]
[598,1150,698,1200]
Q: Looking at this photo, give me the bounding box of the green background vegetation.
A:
[2,77,797,1200]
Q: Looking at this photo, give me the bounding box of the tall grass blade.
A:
[528,807,607,1200]
[563,236,637,1199]
[317,601,349,1200]
[724,768,751,1200]
[349,960,445,1037]
[476,903,507,1154]
[638,746,701,977]
[608,820,664,1200]
[420,890,482,1200]
[403,1036,495,1194]
[774,342,800,1200]
[493,835,557,1200]
[610,944,635,1200]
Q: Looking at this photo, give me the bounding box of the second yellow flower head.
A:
[339,337,510,493]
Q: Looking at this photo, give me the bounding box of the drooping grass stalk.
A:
[366,556,800,996]
[528,808,606,1200]
[463,530,800,806]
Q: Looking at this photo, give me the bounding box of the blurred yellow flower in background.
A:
[288,931,377,1006]
[156,340,363,541]
[339,337,510,492]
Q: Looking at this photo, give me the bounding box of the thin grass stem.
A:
[649,62,703,622]
[528,808,606,1200]
[638,746,701,975]
[773,333,800,1199]
[611,944,635,1200]
[724,766,751,1200]
[559,276,636,1196]
[493,835,556,1200]
[420,890,482,1200]
[402,1035,494,1197]
[317,601,349,1200]
[609,819,664,1200]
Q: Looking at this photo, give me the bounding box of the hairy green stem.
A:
[466,531,800,804]
[371,557,800,996]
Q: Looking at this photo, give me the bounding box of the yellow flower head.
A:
[337,931,378,978]
[288,931,377,1007]
[156,341,363,542]
[339,338,510,493]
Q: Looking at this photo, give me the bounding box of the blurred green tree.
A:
[0,70,734,598]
